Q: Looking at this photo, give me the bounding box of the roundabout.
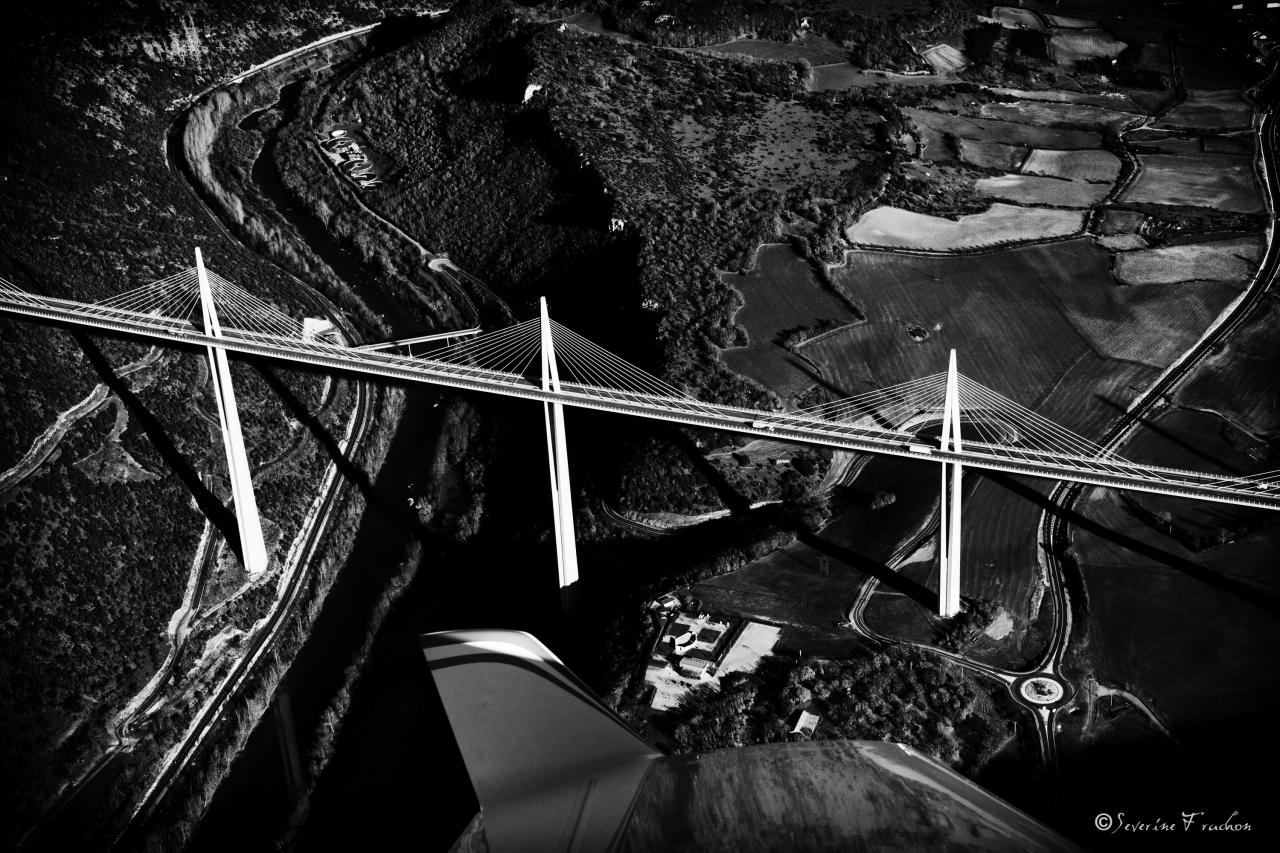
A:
[1017,675,1067,707]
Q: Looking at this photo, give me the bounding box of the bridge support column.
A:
[197,248,269,576]
[540,297,579,612]
[938,349,963,618]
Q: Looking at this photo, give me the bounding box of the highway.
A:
[4,289,1280,511]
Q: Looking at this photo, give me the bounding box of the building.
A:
[791,710,820,737]
[679,654,715,678]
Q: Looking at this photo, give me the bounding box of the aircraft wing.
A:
[423,629,1085,853]
[421,629,659,852]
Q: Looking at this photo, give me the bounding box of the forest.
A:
[658,643,1010,773]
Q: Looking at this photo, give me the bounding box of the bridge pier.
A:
[196,248,269,575]
[938,350,962,619]
[540,297,580,612]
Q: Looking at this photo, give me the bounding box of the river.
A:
[175,28,500,849]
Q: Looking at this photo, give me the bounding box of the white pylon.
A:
[937,349,963,618]
[539,296,579,609]
[196,248,269,576]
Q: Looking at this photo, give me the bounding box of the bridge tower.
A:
[196,248,269,575]
[540,297,579,611]
[937,349,963,618]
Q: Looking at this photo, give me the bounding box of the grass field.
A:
[1156,89,1252,131]
[907,108,1103,153]
[1121,152,1261,213]
[1112,236,1263,285]
[1022,149,1120,182]
[721,244,858,403]
[975,173,1111,207]
[844,204,1084,250]
[978,100,1142,133]
[738,100,875,194]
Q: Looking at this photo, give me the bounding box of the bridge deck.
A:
[3,290,1278,511]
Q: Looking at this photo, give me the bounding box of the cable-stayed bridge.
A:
[4,253,1279,615]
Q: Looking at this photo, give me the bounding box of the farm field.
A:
[1177,46,1257,90]
[809,66,941,91]
[863,468,1058,660]
[906,108,1103,153]
[1098,208,1147,235]
[1131,135,1202,155]
[721,243,858,404]
[861,353,1158,660]
[1075,543,1280,732]
[921,43,968,74]
[1116,407,1274,540]
[1198,523,1280,594]
[1176,297,1280,434]
[1021,148,1120,183]
[989,88,1142,112]
[1120,152,1261,213]
[809,242,1100,402]
[703,33,848,65]
[1048,28,1125,64]
[991,6,1042,30]
[816,238,1243,390]
[1061,193,1280,780]
[1203,135,1252,155]
[1037,272,1242,369]
[975,173,1110,207]
[1044,14,1095,29]
[1097,233,1146,251]
[1156,89,1252,131]
[955,138,1026,171]
[844,204,1083,250]
[978,100,1141,133]
[1029,350,1158,439]
[1112,236,1263,285]
[693,448,941,657]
